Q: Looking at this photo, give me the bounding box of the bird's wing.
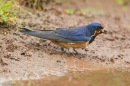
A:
[56,27,84,36]
[54,26,90,41]
[19,28,86,43]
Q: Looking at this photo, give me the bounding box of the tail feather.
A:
[19,28,53,39]
[19,28,32,32]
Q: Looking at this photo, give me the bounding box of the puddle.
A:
[2,70,130,86]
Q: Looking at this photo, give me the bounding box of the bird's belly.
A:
[51,41,89,48]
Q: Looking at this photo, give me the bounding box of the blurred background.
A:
[0,0,130,29]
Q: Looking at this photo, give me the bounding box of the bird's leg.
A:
[65,47,74,56]
[68,47,82,58]
[68,47,74,53]
[61,47,64,52]
[73,48,78,54]
[84,48,88,52]
[68,47,78,54]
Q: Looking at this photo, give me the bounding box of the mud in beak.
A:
[98,25,107,34]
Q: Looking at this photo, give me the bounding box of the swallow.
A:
[19,22,106,53]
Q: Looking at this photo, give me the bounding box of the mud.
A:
[0,0,130,84]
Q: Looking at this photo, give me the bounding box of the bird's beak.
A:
[101,25,104,29]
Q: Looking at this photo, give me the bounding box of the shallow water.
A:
[2,70,130,86]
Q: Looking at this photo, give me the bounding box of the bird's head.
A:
[87,22,106,36]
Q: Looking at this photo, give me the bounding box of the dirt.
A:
[0,0,130,83]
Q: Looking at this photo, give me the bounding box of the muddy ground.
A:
[0,0,130,83]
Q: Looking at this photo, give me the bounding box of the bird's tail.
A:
[19,28,32,33]
[19,28,52,38]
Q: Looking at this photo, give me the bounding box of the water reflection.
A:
[3,70,130,86]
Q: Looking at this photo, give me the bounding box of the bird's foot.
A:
[73,49,79,54]
[60,47,83,58]
[66,53,81,59]
[84,48,88,52]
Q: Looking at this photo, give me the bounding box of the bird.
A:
[19,22,106,53]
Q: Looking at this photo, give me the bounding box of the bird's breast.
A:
[51,41,89,48]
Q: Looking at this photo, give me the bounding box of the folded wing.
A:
[19,28,88,43]
[55,26,90,41]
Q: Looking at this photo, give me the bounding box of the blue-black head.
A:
[87,22,104,34]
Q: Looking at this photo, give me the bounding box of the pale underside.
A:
[51,41,89,53]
